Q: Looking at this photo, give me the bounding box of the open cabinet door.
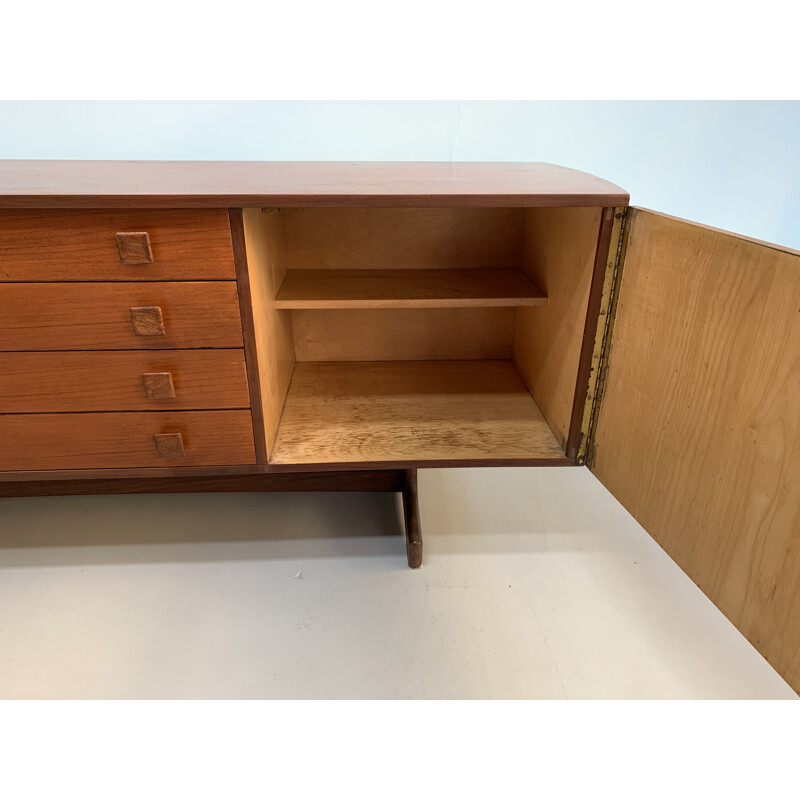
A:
[589,208,800,694]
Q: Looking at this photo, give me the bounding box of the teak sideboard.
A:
[1,161,798,692]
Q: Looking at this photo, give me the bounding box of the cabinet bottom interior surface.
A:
[269,360,566,465]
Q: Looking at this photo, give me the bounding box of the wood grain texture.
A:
[633,208,800,257]
[591,208,800,693]
[229,209,268,463]
[0,410,256,470]
[0,457,575,483]
[0,161,629,209]
[0,282,243,350]
[292,308,515,362]
[153,432,185,459]
[283,207,524,270]
[241,208,296,457]
[403,469,423,568]
[0,465,264,481]
[274,268,547,309]
[0,209,235,280]
[141,372,176,400]
[130,305,165,336]
[566,207,617,458]
[266,456,576,472]
[0,350,249,412]
[115,231,153,265]
[270,361,564,465]
[512,207,603,449]
[0,469,408,498]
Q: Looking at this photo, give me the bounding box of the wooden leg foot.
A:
[402,469,423,568]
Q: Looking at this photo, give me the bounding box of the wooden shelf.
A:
[273,268,547,309]
[270,360,564,465]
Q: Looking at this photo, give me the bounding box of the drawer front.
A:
[0,209,236,281]
[0,282,244,350]
[0,350,250,412]
[0,411,256,470]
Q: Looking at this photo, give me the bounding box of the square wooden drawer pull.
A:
[116,232,154,265]
[142,372,176,399]
[130,306,165,336]
[154,432,185,458]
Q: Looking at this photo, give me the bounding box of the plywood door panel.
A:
[0,282,243,350]
[292,307,515,362]
[0,209,236,280]
[512,207,603,449]
[0,410,256,470]
[0,350,250,412]
[282,208,525,270]
[591,208,800,693]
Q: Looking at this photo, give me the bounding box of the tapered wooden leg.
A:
[402,469,423,568]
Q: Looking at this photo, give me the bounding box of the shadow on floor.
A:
[0,492,406,567]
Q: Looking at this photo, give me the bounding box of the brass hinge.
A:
[577,206,631,467]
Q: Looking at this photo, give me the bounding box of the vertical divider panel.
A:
[239,208,296,460]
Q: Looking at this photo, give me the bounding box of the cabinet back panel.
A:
[293,307,515,362]
[282,208,525,270]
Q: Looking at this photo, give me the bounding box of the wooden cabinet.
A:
[0,161,797,692]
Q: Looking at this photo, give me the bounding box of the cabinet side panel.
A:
[592,208,800,693]
[512,207,603,449]
[241,208,296,457]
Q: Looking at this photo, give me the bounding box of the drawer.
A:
[0,282,244,350]
[0,411,256,470]
[0,350,251,412]
[0,209,236,281]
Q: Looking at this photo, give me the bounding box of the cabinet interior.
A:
[242,205,603,465]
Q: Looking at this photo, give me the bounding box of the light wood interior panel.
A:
[271,361,564,465]
[274,268,547,309]
[282,208,525,270]
[591,208,800,693]
[292,308,515,362]
[512,207,603,448]
[241,208,296,456]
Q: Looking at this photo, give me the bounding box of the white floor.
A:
[0,467,794,699]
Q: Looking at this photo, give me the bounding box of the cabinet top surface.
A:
[0,160,629,209]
